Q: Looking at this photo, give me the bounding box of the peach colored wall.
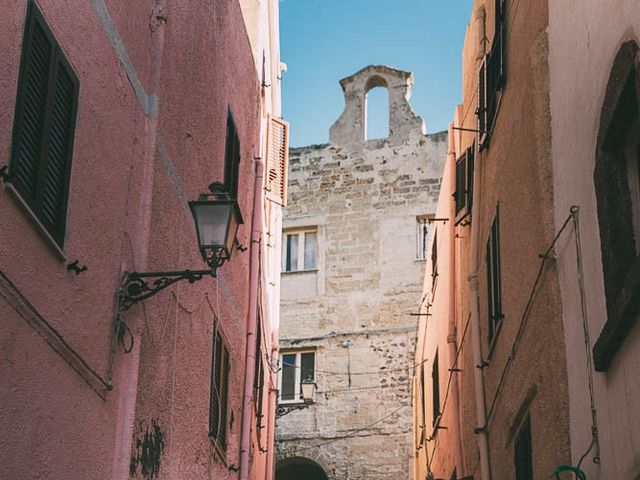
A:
[415,1,572,479]
[549,2,640,479]
[0,1,277,480]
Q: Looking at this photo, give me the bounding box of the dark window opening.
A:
[432,350,440,427]
[9,0,79,246]
[514,415,533,480]
[224,110,240,199]
[486,207,503,346]
[431,229,439,290]
[454,145,475,224]
[478,0,507,149]
[593,40,640,371]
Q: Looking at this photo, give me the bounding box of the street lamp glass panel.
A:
[192,202,232,250]
[301,377,316,403]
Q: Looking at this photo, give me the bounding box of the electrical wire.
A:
[282,404,409,454]
[486,209,575,423]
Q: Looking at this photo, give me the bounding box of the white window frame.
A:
[278,350,315,404]
[282,228,318,272]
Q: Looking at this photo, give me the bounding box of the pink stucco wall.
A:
[0,1,272,479]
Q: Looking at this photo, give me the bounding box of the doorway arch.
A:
[275,457,328,480]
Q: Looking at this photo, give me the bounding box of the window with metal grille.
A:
[8,0,79,246]
[224,109,241,199]
[265,116,289,206]
[478,0,507,149]
[210,321,230,452]
[278,350,315,404]
[431,350,440,427]
[514,415,533,480]
[486,208,503,346]
[454,146,475,224]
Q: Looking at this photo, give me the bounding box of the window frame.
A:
[282,227,318,273]
[277,350,315,405]
[209,318,231,456]
[514,415,533,480]
[592,40,640,371]
[416,214,433,261]
[478,0,507,150]
[431,349,441,428]
[224,108,241,199]
[486,207,503,349]
[454,146,475,225]
[8,0,80,248]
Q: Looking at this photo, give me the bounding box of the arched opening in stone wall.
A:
[276,457,328,480]
[365,75,389,140]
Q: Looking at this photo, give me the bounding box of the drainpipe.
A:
[447,124,464,477]
[468,6,492,480]
[239,158,264,480]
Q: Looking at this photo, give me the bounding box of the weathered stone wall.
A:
[276,66,447,480]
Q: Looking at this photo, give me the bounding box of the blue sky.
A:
[279,0,474,147]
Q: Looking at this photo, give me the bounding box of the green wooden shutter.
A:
[10,1,78,245]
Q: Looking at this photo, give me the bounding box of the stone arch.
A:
[275,456,329,480]
[329,65,425,146]
[592,39,640,371]
[364,75,390,140]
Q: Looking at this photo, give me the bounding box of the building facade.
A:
[276,66,447,480]
[0,1,285,480]
[549,1,640,479]
[413,1,572,479]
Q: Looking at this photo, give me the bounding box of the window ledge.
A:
[5,183,66,261]
[593,258,640,371]
[282,268,318,275]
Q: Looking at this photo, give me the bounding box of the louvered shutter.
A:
[478,56,489,149]
[10,2,78,246]
[265,116,289,206]
[219,346,230,449]
[209,330,223,439]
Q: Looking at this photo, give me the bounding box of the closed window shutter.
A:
[10,2,79,246]
[12,15,51,201]
[39,63,77,238]
[265,116,289,206]
[219,346,230,448]
[478,56,488,148]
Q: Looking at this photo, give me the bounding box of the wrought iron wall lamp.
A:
[276,376,317,418]
[118,182,243,311]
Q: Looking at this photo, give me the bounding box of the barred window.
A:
[210,320,230,452]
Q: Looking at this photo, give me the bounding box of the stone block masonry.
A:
[276,66,447,480]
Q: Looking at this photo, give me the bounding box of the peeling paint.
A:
[130,419,165,479]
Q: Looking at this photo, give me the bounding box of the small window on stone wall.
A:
[282,228,317,272]
[416,215,434,260]
[278,350,315,404]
